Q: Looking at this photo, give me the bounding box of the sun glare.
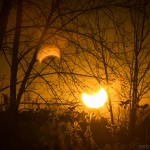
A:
[82,88,107,108]
[37,46,60,63]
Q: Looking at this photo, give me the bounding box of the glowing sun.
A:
[82,88,107,108]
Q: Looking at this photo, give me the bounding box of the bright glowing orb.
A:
[37,46,60,63]
[82,88,107,108]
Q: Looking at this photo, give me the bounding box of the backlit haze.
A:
[37,46,60,62]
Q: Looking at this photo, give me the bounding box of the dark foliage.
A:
[0,109,150,150]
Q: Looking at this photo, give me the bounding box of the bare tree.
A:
[1,0,121,112]
[126,1,150,140]
[60,0,150,141]
[106,0,150,140]
[0,0,12,50]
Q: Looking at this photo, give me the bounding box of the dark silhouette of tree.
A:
[0,0,12,50]
[128,1,150,141]
[106,0,150,141]
[9,0,23,112]
[60,0,150,141]
[2,0,128,112]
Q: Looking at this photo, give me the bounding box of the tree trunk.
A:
[16,0,61,111]
[9,0,23,112]
[102,47,114,125]
[129,51,138,141]
[128,1,141,141]
[0,0,12,50]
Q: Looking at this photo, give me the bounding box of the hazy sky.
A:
[1,0,150,112]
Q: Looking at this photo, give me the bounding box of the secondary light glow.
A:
[37,46,60,63]
[82,88,107,108]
